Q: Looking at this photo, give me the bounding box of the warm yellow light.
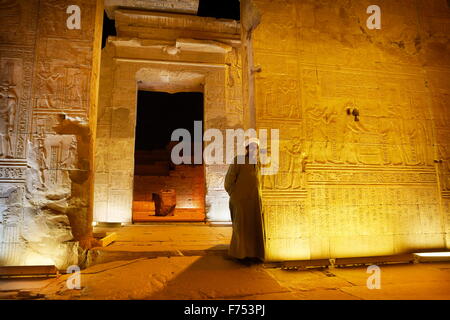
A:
[24,252,55,266]
[92,221,97,227]
[414,252,450,257]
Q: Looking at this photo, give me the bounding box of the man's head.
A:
[245,138,260,163]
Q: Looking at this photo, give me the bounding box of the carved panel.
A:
[0,184,25,266]
[0,0,38,47]
[256,77,301,121]
[38,0,95,40]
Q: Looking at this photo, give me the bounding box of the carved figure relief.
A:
[36,62,64,109]
[260,78,301,120]
[263,137,308,190]
[38,135,77,192]
[226,48,242,91]
[65,68,86,110]
[35,138,46,189]
[304,103,338,164]
[402,121,429,166]
[0,60,17,158]
[380,119,406,165]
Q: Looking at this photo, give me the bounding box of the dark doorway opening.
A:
[101,11,116,49]
[133,91,205,222]
[197,0,240,20]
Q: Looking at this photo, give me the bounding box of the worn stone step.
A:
[87,244,228,267]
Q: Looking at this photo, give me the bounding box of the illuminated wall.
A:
[93,10,243,223]
[242,0,450,260]
[1,0,448,268]
[0,0,103,268]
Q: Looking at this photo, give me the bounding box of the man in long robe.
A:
[224,140,265,261]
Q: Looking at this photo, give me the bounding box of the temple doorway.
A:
[132,91,206,222]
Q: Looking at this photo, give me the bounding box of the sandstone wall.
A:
[0,0,103,268]
[93,11,243,223]
[242,0,450,260]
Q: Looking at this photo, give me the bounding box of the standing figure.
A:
[224,138,265,262]
[0,83,16,158]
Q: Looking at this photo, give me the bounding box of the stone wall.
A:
[93,10,243,223]
[0,0,103,268]
[134,165,205,210]
[2,0,448,267]
[242,0,450,260]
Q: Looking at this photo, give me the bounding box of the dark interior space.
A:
[101,11,116,49]
[134,91,203,153]
[197,0,240,20]
[132,91,205,222]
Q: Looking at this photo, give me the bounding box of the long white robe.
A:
[224,155,265,260]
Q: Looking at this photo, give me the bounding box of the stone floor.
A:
[1,223,449,300]
[89,223,231,264]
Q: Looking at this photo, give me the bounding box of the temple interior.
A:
[132,91,205,222]
[0,0,448,269]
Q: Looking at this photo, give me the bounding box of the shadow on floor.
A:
[146,245,282,300]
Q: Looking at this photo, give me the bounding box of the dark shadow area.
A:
[135,91,203,152]
[197,0,240,20]
[101,11,116,49]
[146,245,279,300]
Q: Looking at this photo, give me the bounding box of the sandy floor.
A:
[1,224,449,300]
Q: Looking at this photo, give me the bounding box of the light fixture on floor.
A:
[414,252,450,257]
[413,251,450,263]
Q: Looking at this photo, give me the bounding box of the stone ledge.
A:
[105,0,200,19]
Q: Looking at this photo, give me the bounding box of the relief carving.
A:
[34,134,77,192]
[0,0,21,30]
[303,100,432,167]
[0,60,17,158]
[438,144,450,192]
[35,61,64,109]
[263,137,308,190]
[259,78,301,120]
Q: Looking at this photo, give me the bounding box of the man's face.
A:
[246,142,259,160]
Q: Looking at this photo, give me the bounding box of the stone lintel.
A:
[110,37,233,54]
[107,37,235,65]
[115,9,241,41]
[104,0,200,19]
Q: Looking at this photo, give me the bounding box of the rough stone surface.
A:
[104,0,200,19]
[241,0,450,261]
[0,0,103,268]
[93,11,242,223]
[1,0,450,268]
[1,224,449,300]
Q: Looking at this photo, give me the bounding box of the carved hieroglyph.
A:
[1,0,449,266]
[245,0,450,260]
[93,11,242,223]
[0,0,102,268]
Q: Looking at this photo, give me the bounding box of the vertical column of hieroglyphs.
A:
[204,56,232,222]
[420,0,450,249]
[33,0,96,264]
[105,58,137,223]
[251,0,310,260]
[93,41,114,222]
[251,0,448,261]
[204,46,245,222]
[31,0,97,266]
[0,0,38,265]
